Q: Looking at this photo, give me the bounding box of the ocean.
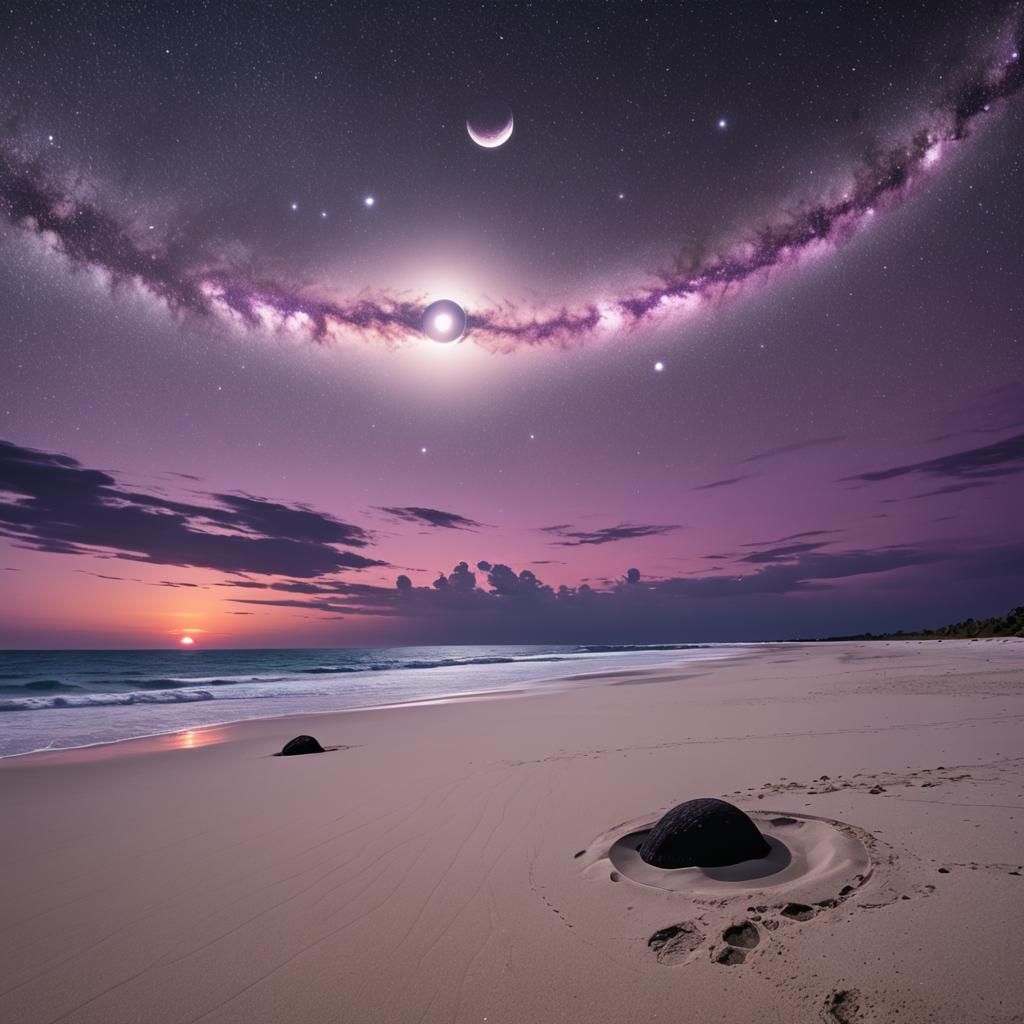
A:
[0,643,739,758]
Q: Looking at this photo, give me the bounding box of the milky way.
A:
[1,20,1021,352]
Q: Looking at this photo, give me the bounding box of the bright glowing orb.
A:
[654,361,665,372]
[179,636,195,646]
[421,299,467,343]
[466,100,514,149]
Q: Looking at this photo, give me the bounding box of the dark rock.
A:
[277,735,326,756]
[638,797,771,869]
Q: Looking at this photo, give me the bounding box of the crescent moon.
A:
[466,113,514,149]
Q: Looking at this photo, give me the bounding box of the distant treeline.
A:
[822,604,1024,641]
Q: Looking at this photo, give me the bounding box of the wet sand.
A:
[1,640,1022,1023]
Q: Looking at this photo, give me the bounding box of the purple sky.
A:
[1,2,1022,647]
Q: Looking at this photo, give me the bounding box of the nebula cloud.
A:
[1,19,1021,352]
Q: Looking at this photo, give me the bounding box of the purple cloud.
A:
[377,506,484,531]
[0,439,383,577]
[541,522,680,546]
[845,433,1024,484]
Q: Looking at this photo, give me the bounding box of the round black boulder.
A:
[277,735,326,756]
[638,798,770,869]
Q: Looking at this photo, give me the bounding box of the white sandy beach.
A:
[1,640,1022,1024]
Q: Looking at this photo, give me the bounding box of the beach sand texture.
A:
[1,640,1022,1024]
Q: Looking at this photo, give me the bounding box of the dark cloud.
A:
[541,522,680,546]
[213,493,371,546]
[654,546,942,597]
[219,577,378,596]
[844,433,1024,484]
[741,436,845,464]
[0,438,383,578]
[740,529,841,548]
[739,541,832,564]
[377,506,484,531]
[74,569,139,582]
[693,475,751,491]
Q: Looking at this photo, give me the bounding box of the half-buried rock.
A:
[277,735,326,756]
[639,798,771,869]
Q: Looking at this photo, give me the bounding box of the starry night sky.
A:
[1,0,1022,647]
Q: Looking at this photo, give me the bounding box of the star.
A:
[420,446,427,453]
[654,361,665,372]
[364,195,375,207]
[290,202,298,211]
[617,192,625,200]
[320,210,328,218]
[717,118,727,130]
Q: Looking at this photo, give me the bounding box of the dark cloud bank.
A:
[233,546,1024,644]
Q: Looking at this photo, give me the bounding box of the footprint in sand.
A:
[781,901,816,921]
[647,922,704,965]
[822,988,866,1022]
[714,920,760,966]
[723,921,760,948]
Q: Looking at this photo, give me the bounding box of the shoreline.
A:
[3,637,1017,765]
[2,639,1022,1023]
[0,643,761,764]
